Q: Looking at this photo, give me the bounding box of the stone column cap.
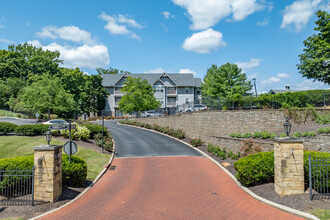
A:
[34,145,62,151]
[273,137,304,143]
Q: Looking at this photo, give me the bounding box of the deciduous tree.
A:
[298,10,330,84]
[118,76,161,115]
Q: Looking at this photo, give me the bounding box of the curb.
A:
[30,139,116,220]
[118,122,319,220]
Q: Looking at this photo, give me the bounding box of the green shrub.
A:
[243,133,252,138]
[315,113,330,124]
[190,138,204,147]
[94,133,113,152]
[293,131,301,137]
[302,131,309,137]
[14,124,49,136]
[304,151,330,192]
[0,122,17,135]
[234,152,274,186]
[84,123,106,139]
[280,133,287,137]
[253,132,262,138]
[308,131,316,137]
[62,154,87,186]
[61,123,90,140]
[318,127,330,134]
[234,151,330,187]
[0,154,87,188]
[217,150,227,159]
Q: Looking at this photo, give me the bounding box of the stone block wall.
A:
[136,109,330,153]
[34,145,62,203]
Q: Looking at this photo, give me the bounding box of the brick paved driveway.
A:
[40,122,303,220]
[41,156,302,220]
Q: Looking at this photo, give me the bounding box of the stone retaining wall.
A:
[135,109,330,153]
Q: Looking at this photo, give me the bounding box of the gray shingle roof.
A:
[268,89,302,94]
[101,73,202,87]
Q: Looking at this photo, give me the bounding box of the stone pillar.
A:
[274,137,304,197]
[34,145,62,203]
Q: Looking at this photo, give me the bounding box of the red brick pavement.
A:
[40,157,303,220]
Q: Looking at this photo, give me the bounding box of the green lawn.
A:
[311,209,330,220]
[0,110,28,118]
[0,136,110,180]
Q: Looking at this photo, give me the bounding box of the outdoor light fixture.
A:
[283,117,291,137]
[45,130,52,145]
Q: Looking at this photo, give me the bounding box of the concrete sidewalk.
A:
[40,157,303,220]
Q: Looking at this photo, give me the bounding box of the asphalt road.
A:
[0,117,37,125]
[98,120,201,158]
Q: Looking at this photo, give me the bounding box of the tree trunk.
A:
[48,109,51,120]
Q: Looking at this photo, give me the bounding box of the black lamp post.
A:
[45,130,52,145]
[283,117,292,137]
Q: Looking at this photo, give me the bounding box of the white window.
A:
[185,98,189,104]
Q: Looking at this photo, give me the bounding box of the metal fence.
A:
[309,155,330,200]
[0,167,35,206]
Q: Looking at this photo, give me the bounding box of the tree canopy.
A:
[96,67,131,75]
[298,10,330,84]
[202,63,252,98]
[0,43,109,118]
[118,76,161,114]
[12,74,76,118]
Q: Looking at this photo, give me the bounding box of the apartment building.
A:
[102,73,202,117]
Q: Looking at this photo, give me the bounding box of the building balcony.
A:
[166,90,177,96]
[166,102,177,107]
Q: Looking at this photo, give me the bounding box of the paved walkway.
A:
[41,156,303,220]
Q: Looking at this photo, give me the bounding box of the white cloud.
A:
[182,28,226,53]
[99,12,143,39]
[28,40,110,69]
[172,0,266,30]
[0,38,14,44]
[247,73,258,80]
[235,58,261,72]
[256,17,270,26]
[280,0,321,32]
[277,73,290,78]
[179,68,197,77]
[295,79,328,90]
[144,68,166,73]
[161,11,174,19]
[261,76,281,87]
[37,25,96,45]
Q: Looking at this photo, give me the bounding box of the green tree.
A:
[13,74,75,119]
[202,63,252,98]
[80,74,108,115]
[118,76,161,115]
[298,10,330,84]
[0,43,62,80]
[0,78,26,108]
[96,67,130,75]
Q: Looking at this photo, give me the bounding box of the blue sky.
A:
[0,0,329,93]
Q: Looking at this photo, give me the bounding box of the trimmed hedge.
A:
[234,151,330,187]
[14,124,50,136]
[0,154,87,189]
[62,154,87,186]
[0,122,17,135]
[234,152,274,186]
[84,123,107,139]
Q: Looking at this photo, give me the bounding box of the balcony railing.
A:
[167,102,176,107]
[167,90,177,95]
